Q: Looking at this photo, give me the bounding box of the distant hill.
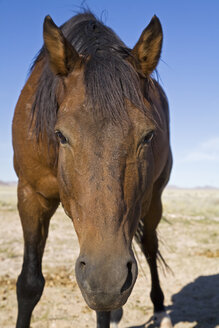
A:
[0,180,17,186]
[166,184,181,189]
[166,184,219,190]
[195,185,219,190]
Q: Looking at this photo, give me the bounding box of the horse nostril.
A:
[120,261,133,294]
[79,261,86,271]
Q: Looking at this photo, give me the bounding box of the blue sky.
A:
[1,0,219,187]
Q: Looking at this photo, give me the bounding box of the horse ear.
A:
[43,15,79,76]
[131,15,163,76]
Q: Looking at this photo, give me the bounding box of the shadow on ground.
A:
[169,274,219,328]
[127,274,219,328]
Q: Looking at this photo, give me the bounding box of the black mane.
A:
[31,11,150,141]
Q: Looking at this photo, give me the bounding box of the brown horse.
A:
[12,11,173,328]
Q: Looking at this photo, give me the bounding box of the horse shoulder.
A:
[12,60,59,200]
[149,80,171,183]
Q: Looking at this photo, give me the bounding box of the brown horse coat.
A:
[12,11,172,328]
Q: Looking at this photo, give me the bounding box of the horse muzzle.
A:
[75,253,138,311]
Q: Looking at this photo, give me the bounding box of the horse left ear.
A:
[131,16,163,76]
[43,15,80,76]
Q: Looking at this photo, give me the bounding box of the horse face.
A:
[54,73,156,310]
[43,14,161,311]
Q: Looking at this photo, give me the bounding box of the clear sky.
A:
[1,0,219,187]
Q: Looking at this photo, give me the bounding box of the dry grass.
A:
[0,185,219,328]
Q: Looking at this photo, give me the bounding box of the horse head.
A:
[43,14,163,311]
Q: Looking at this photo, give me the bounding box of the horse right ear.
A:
[43,15,79,76]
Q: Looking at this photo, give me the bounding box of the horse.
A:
[12,11,173,328]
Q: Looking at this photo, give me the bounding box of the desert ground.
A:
[0,184,218,328]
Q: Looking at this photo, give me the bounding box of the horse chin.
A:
[80,288,131,312]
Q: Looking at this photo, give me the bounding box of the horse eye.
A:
[142,131,154,145]
[55,130,68,144]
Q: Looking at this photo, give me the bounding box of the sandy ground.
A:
[0,185,219,328]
